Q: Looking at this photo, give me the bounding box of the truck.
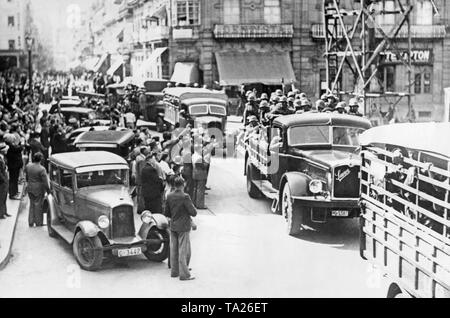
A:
[359,123,450,298]
[244,113,372,235]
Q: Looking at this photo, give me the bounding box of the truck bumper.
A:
[291,196,359,209]
[291,196,361,222]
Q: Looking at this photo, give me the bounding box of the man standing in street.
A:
[25,152,50,227]
[165,176,197,281]
[4,124,23,200]
[0,142,10,219]
[141,152,164,214]
[192,144,208,209]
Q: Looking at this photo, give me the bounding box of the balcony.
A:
[138,25,169,43]
[214,24,294,39]
[374,24,447,39]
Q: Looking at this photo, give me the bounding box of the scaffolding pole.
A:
[323,0,414,119]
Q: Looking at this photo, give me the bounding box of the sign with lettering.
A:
[380,49,433,65]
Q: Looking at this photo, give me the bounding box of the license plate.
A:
[117,247,142,258]
[331,210,349,217]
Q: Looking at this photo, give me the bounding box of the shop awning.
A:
[215,52,296,86]
[142,47,168,70]
[170,62,199,85]
[93,53,108,73]
[82,57,100,71]
[107,58,123,76]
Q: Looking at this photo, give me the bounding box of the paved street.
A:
[0,156,384,298]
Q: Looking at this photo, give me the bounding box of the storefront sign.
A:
[381,49,433,65]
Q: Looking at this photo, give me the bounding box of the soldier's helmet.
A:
[349,98,359,107]
[259,100,270,109]
[246,90,253,97]
[294,99,302,109]
[293,89,301,95]
[287,97,295,103]
[276,89,284,97]
[299,93,307,99]
[327,93,338,101]
[247,115,258,123]
[280,96,288,103]
[316,99,326,110]
[301,99,311,107]
[272,96,280,103]
[260,93,269,101]
[321,94,328,101]
[287,91,296,98]
[248,94,256,101]
[336,101,347,109]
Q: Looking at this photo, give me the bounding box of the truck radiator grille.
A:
[333,166,360,198]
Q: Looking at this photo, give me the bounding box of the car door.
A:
[58,168,77,228]
[269,126,286,190]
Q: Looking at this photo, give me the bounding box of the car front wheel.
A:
[143,228,170,263]
[73,232,104,271]
[281,184,304,236]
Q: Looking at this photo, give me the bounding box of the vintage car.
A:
[244,113,372,235]
[49,99,83,114]
[163,87,229,132]
[52,107,111,127]
[359,123,450,298]
[45,151,170,271]
[66,126,129,152]
[73,130,135,160]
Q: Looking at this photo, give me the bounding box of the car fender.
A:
[279,172,311,199]
[44,194,57,219]
[75,221,101,239]
[138,214,170,239]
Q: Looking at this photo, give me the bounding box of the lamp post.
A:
[25,35,34,93]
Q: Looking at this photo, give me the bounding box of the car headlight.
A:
[98,215,110,229]
[141,211,153,224]
[309,180,324,194]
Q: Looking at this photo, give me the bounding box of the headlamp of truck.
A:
[98,215,110,229]
[141,211,153,224]
[309,180,323,194]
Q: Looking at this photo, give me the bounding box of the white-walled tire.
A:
[281,184,304,236]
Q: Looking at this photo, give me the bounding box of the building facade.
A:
[0,0,29,71]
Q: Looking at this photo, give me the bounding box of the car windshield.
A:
[76,169,128,189]
[210,105,227,116]
[332,127,365,146]
[288,126,365,147]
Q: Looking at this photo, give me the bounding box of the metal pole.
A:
[362,1,367,116]
[28,48,32,93]
[407,0,413,122]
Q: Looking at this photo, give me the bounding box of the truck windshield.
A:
[189,105,209,115]
[288,126,365,147]
[76,169,128,189]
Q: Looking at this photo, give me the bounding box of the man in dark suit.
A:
[25,152,50,227]
[164,176,197,281]
[0,142,10,219]
[5,124,23,200]
[141,153,164,214]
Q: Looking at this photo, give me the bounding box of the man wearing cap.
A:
[0,142,10,219]
[348,98,363,117]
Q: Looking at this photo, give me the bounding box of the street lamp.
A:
[25,35,34,93]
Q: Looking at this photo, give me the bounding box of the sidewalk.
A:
[0,185,25,270]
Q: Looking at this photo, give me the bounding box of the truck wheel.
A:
[156,117,165,132]
[143,228,170,263]
[73,232,104,271]
[281,184,304,236]
[44,203,57,238]
[246,162,262,199]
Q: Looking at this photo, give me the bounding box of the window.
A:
[415,73,422,94]
[50,165,60,184]
[224,0,240,24]
[381,66,395,92]
[177,0,200,26]
[376,0,395,25]
[8,16,14,27]
[418,111,432,118]
[76,170,128,189]
[8,40,15,50]
[424,72,431,94]
[416,0,433,25]
[332,127,365,147]
[61,169,74,189]
[264,0,281,24]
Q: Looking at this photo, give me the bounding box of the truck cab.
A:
[245,113,372,236]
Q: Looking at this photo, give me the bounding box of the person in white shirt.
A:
[125,110,136,129]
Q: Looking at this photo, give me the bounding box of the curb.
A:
[0,185,25,270]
